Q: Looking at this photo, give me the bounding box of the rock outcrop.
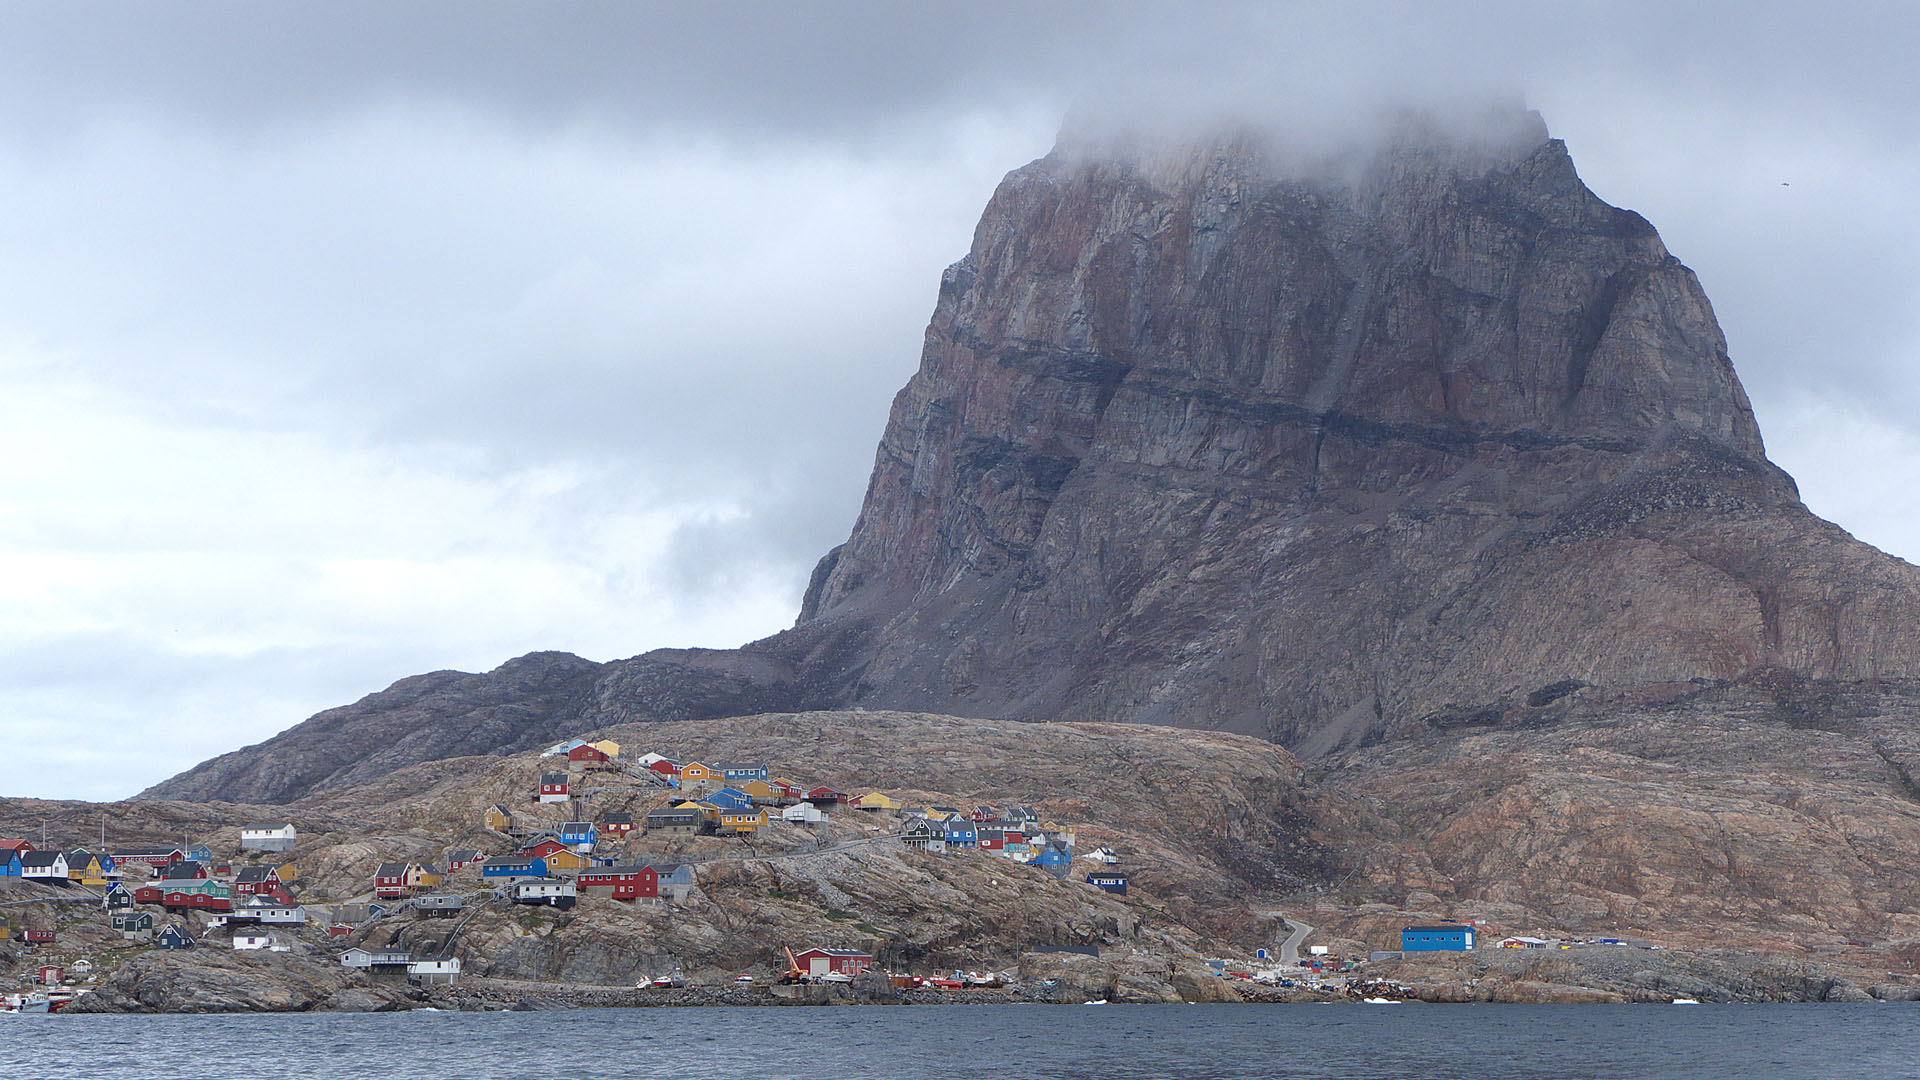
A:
[144,105,1920,807]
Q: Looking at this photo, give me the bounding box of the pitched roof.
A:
[540,772,568,785]
[234,866,278,883]
[158,861,206,879]
[600,812,632,825]
[713,762,766,772]
[20,851,63,868]
[374,862,408,878]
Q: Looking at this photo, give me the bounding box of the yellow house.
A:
[738,780,780,804]
[483,804,517,833]
[677,800,722,822]
[273,860,300,883]
[543,849,592,871]
[589,738,621,759]
[679,762,717,791]
[850,792,901,812]
[0,921,11,941]
[719,808,769,834]
[406,865,443,891]
[67,852,108,886]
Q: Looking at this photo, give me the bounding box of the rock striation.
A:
[144,105,1920,807]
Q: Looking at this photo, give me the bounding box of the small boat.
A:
[1363,997,1401,1004]
[1082,999,1108,1005]
[1672,998,1701,1005]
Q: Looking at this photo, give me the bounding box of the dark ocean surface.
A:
[4,1003,1918,1079]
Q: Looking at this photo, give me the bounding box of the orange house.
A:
[679,762,717,791]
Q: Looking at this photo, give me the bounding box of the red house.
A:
[24,929,56,944]
[646,759,680,779]
[600,813,634,837]
[233,866,281,896]
[161,891,232,913]
[977,831,1006,852]
[133,886,163,905]
[568,743,612,767]
[373,862,409,900]
[792,948,874,977]
[806,787,846,806]
[520,839,569,861]
[6,840,33,853]
[539,773,570,803]
[327,923,354,940]
[576,864,658,901]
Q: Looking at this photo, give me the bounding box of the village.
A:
[0,735,1160,1011]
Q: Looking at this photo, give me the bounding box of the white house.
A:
[782,801,826,823]
[339,947,410,968]
[231,899,307,925]
[239,824,297,852]
[513,879,577,906]
[19,851,70,880]
[408,957,461,985]
[233,931,288,952]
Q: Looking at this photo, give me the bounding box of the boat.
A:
[1081,999,1108,1005]
[1363,997,1402,1004]
[1672,998,1701,1005]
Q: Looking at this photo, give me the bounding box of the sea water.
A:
[4,1003,1917,1079]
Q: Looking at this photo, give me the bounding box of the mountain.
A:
[145,106,1920,805]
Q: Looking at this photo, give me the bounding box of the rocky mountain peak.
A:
[144,108,1920,804]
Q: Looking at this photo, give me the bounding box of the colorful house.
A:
[373,863,413,900]
[482,805,518,833]
[849,792,901,813]
[539,773,570,803]
[481,855,549,882]
[1035,842,1072,878]
[111,911,155,940]
[643,862,697,904]
[542,849,593,872]
[240,823,297,852]
[717,808,770,835]
[716,762,769,784]
[678,762,718,791]
[520,838,570,861]
[160,880,233,912]
[405,864,443,893]
[568,742,615,769]
[942,820,978,847]
[185,844,214,865]
[1085,872,1128,895]
[576,864,661,901]
[738,779,781,805]
[644,758,681,782]
[558,821,599,848]
[233,865,282,896]
[446,849,488,872]
[110,846,185,869]
[156,925,195,950]
[0,849,20,877]
[600,812,634,838]
[902,819,942,852]
[1401,925,1475,951]
[792,948,874,977]
[706,788,755,811]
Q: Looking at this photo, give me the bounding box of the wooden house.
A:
[677,761,717,791]
[156,925,195,950]
[558,821,598,848]
[408,957,461,985]
[512,878,577,909]
[707,788,755,811]
[0,849,21,877]
[23,929,57,944]
[643,862,697,904]
[577,864,659,901]
[482,804,518,833]
[1085,872,1128,895]
[738,779,781,805]
[645,808,704,836]
[405,864,443,893]
[373,863,412,900]
[716,762,769,784]
[20,850,70,880]
[941,820,978,847]
[240,823,297,852]
[782,801,826,823]
[111,911,155,940]
[110,846,185,869]
[1035,842,1072,878]
[413,894,464,918]
[481,855,549,883]
[599,812,634,837]
[185,844,214,865]
[446,849,488,872]
[538,773,570,804]
[849,792,901,813]
[771,778,805,802]
[568,742,614,769]
[901,819,940,851]
[520,838,570,861]
[541,849,593,872]
[717,808,769,835]
[644,757,681,782]
[161,880,233,912]
[792,948,874,977]
[233,865,282,896]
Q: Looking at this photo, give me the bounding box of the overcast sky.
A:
[3,3,1918,799]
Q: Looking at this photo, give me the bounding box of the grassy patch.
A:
[767,888,800,902]
[823,908,854,923]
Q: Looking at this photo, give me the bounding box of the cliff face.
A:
[792,111,1920,750]
[144,107,1920,806]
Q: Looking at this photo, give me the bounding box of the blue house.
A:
[716,763,769,784]
[1401,925,1475,951]
[155,925,195,950]
[482,855,549,881]
[558,821,598,848]
[707,788,754,811]
[0,849,20,877]
[941,820,978,847]
[1035,843,1072,878]
[1086,872,1127,895]
[185,844,214,866]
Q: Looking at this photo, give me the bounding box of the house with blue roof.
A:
[1086,872,1128,895]
[1401,925,1475,951]
[1035,842,1072,878]
[481,855,549,882]
[706,788,755,811]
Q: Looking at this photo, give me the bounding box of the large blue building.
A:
[1401,924,1475,951]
